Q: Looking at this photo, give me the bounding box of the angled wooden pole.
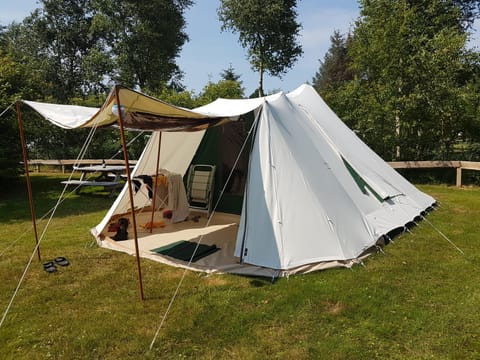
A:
[114,86,145,301]
[149,132,163,233]
[16,101,41,261]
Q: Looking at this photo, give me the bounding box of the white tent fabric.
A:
[288,85,432,207]
[22,101,100,129]
[23,83,435,275]
[23,86,232,131]
[234,86,435,270]
[193,92,280,117]
[235,94,375,269]
[92,130,205,237]
[90,84,434,275]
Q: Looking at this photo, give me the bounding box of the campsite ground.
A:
[1,174,479,359]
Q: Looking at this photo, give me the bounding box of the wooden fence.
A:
[388,161,480,187]
[27,159,137,173]
[27,159,480,187]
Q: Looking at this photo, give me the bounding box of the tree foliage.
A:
[0,27,50,180]
[3,0,109,101]
[0,0,195,177]
[312,30,353,97]
[220,63,242,83]
[157,66,245,107]
[197,80,245,105]
[0,51,26,179]
[218,0,302,96]
[3,0,194,98]
[452,0,480,28]
[95,0,193,92]
[315,0,480,161]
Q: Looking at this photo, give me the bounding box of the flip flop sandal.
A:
[54,256,70,267]
[43,261,57,273]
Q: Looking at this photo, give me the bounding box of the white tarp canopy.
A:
[23,86,233,131]
[22,101,100,129]
[24,84,435,276]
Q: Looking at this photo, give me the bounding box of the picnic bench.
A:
[27,159,137,173]
[61,165,133,196]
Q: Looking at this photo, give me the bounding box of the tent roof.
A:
[22,86,261,131]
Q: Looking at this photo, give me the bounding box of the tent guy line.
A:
[0,118,151,328]
[0,103,104,330]
[0,235,42,329]
[421,216,464,255]
[0,102,15,119]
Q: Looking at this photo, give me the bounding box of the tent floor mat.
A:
[100,211,360,277]
[152,240,220,262]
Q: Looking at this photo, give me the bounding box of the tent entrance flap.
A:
[189,112,255,214]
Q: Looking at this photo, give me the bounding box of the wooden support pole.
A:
[16,101,41,261]
[149,132,163,234]
[114,86,145,301]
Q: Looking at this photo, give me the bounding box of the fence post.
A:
[456,167,462,187]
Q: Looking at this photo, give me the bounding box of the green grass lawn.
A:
[1,174,479,359]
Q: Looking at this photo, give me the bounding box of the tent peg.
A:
[376,245,385,255]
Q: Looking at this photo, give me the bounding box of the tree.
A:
[96,0,193,92]
[0,0,194,165]
[220,63,242,83]
[0,25,50,180]
[3,0,194,99]
[311,31,357,141]
[0,51,27,179]
[23,0,109,101]
[218,0,303,96]
[452,0,480,28]
[312,30,353,94]
[197,79,245,106]
[334,0,479,161]
[155,87,197,109]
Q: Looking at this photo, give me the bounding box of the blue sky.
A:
[1,1,478,96]
[180,0,359,95]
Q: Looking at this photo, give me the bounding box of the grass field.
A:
[1,174,479,359]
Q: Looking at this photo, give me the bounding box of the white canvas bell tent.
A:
[22,84,435,277]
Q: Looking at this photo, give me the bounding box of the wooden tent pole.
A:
[15,101,41,261]
[114,86,145,301]
[149,132,163,234]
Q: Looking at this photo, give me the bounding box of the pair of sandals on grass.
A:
[43,257,70,273]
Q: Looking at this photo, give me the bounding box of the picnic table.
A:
[61,164,134,195]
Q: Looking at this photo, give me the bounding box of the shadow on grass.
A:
[249,278,275,287]
[0,174,117,223]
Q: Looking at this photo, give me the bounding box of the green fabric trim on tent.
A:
[342,157,384,202]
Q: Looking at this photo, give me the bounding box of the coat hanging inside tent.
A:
[23,84,436,277]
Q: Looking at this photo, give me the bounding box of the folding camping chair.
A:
[186,164,216,216]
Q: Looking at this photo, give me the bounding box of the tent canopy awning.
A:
[22,86,267,131]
